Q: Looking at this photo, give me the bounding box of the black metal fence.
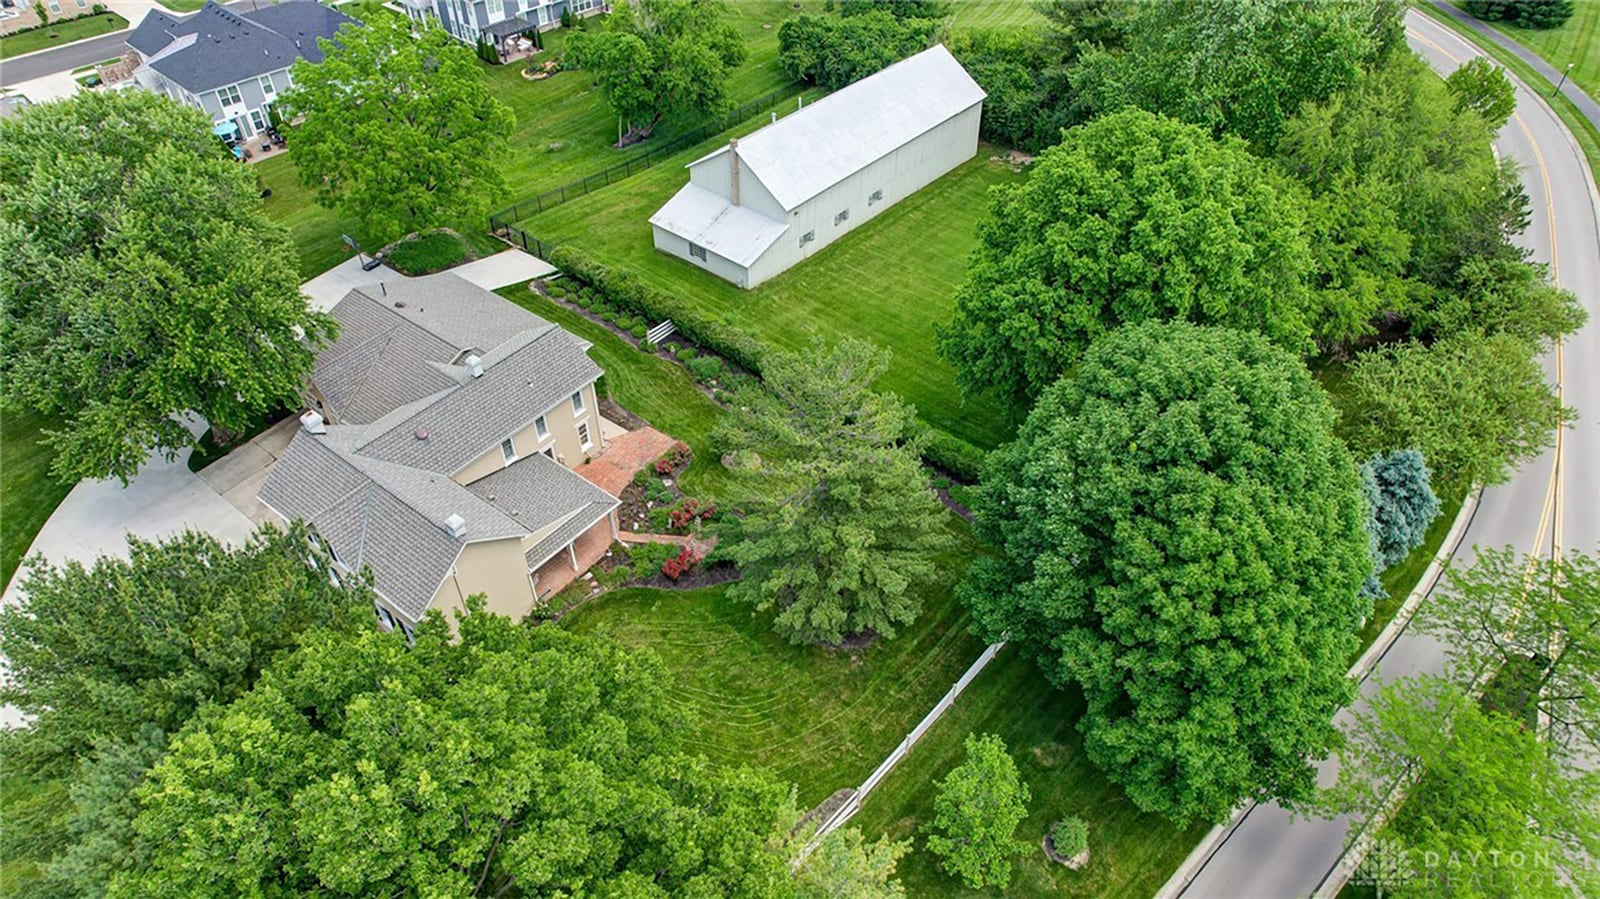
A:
[497,223,560,261]
[489,81,810,231]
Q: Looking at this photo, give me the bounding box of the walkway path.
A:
[1422,0,1600,132]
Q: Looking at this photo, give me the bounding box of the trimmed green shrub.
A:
[548,285,567,298]
[924,431,987,484]
[599,310,615,322]
[548,245,768,375]
[639,340,656,353]
[575,295,593,309]
[676,347,698,361]
[1051,817,1088,859]
[687,355,723,383]
[630,324,648,340]
[615,316,634,330]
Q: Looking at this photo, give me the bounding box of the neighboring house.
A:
[400,0,603,53]
[259,273,619,636]
[648,44,986,289]
[125,0,355,141]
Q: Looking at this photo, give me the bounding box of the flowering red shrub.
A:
[667,499,718,530]
[653,441,693,475]
[661,547,702,581]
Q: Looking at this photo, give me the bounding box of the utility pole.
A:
[1552,62,1574,98]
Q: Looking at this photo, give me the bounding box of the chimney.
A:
[729,138,740,207]
[444,513,467,538]
[465,354,484,378]
[299,410,327,434]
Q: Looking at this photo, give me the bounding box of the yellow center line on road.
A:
[1407,21,1568,563]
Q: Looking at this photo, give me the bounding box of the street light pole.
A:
[1552,62,1574,98]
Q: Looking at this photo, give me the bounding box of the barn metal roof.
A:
[648,183,790,267]
[689,44,986,212]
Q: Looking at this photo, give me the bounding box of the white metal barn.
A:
[648,44,986,289]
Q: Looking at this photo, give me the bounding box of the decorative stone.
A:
[662,479,673,487]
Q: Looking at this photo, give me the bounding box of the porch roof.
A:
[482,15,531,37]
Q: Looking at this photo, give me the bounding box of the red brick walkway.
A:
[575,427,677,497]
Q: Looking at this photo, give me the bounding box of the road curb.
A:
[1152,485,1482,899]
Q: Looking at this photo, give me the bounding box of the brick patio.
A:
[575,426,678,496]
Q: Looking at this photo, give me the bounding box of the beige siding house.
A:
[648,44,985,289]
[259,273,620,635]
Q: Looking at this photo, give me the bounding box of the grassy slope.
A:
[850,648,1208,898]
[562,517,985,807]
[1448,0,1600,97]
[0,11,127,58]
[518,153,1021,449]
[0,409,73,588]
[496,284,734,497]
[948,0,1047,30]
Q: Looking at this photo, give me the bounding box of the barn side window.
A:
[834,209,850,225]
[868,189,883,205]
[689,242,708,261]
[799,230,815,247]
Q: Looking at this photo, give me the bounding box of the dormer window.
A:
[571,391,585,414]
[535,415,549,439]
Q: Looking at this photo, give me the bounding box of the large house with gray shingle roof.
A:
[126,0,355,142]
[259,273,619,635]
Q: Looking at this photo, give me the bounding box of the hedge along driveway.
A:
[516,151,1024,450]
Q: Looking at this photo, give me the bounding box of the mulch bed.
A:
[599,396,647,430]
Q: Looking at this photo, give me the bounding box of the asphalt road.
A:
[0,0,255,86]
[1176,9,1600,898]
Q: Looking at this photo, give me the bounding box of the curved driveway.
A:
[1172,9,1600,898]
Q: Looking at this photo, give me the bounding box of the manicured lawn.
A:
[0,11,127,58]
[949,0,1046,31]
[562,515,987,806]
[1,409,73,589]
[516,152,1022,449]
[848,647,1205,898]
[497,284,735,497]
[1450,0,1600,98]
[155,0,206,10]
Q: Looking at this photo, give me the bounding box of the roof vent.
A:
[299,410,327,435]
[414,428,429,441]
[444,513,467,538]
[465,354,484,378]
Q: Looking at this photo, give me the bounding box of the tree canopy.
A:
[1323,676,1600,898]
[1358,449,1441,598]
[963,321,1371,825]
[1464,0,1575,29]
[924,734,1030,890]
[567,0,745,144]
[1445,56,1516,130]
[778,11,937,91]
[1069,0,1402,152]
[281,16,515,246]
[114,605,798,896]
[715,339,953,645]
[0,90,332,483]
[1335,332,1570,488]
[937,108,1315,409]
[1419,548,1600,753]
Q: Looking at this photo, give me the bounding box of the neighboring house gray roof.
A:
[126,0,355,94]
[261,273,617,623]
[688,44,986,212]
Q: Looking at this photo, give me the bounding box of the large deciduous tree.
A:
[1322,676,1600,898]
[0,91,333,484]
[924,733,1030,891]
[1445,56,1517,130]
[1069,0,1403,152]
[716,339,953,645]
[1419,548,1600,753]
[936,108,1315,410]
[113,606,798,896]
[794,827,910,899]
[567,0,745,145]
[963,321,1371,826]
[1335,332,1570,488]
[778,11,937,91]
[281,16,515,245]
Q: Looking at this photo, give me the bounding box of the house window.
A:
[535,415,549,439]
[688,242,708,261]
[74,0,86,8]
[486,0,502,16]
[799,230,815,247]
[46,0,59,12]
[259,75,276,96]
[374,603,396,631]
[834,209,849,225]
[501,437,518,464]
[217,84,243,108]
[868,188,883,206]
[249,108,268,134]
[570,391,585,414]
[578,421,592,450]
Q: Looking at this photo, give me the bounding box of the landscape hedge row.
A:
[547,246,768,376]
[546,245,991,483]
